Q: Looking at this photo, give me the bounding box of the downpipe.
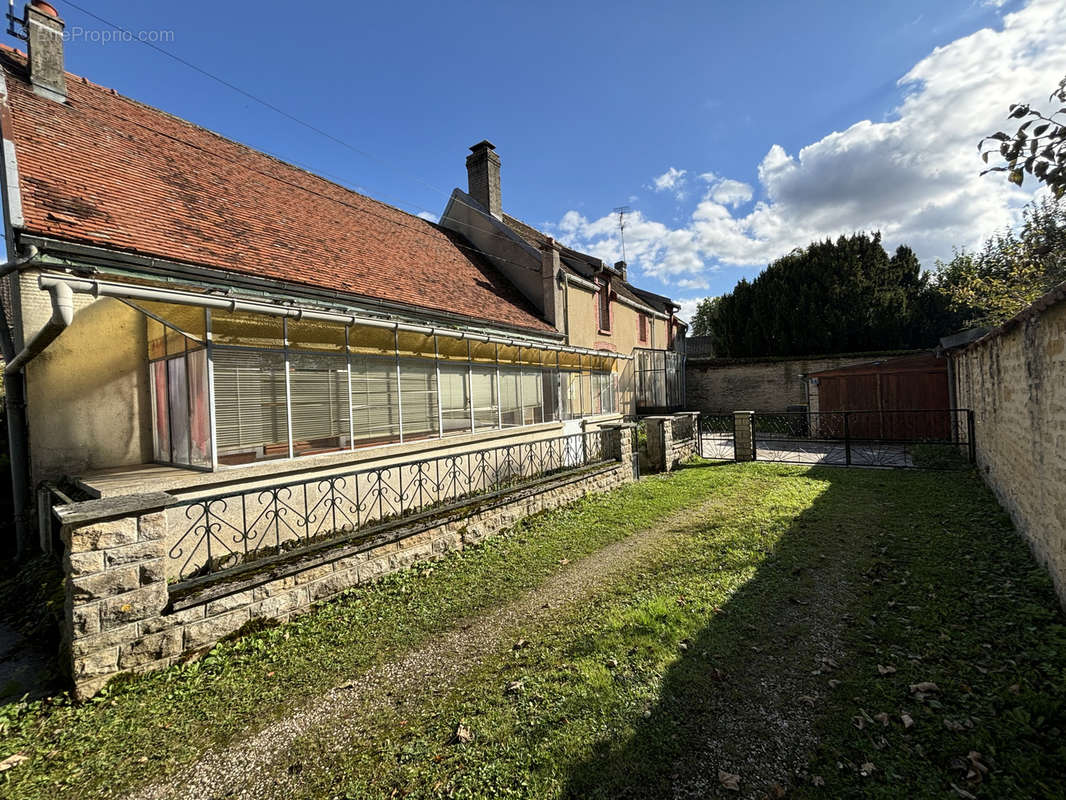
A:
[4,275,72,558]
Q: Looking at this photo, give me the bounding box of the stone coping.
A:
[54,492,178,527]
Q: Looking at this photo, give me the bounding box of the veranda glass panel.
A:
[435,335,468,362]
[211,310,284,349]
[167,356,190,465]
[287,318,346,353]
[396,330,436,360]
[439,363,471,435]
[212,349,290,465]
[499,368,521,428]
[147,317,166,361]
[399,359,439,440]
[350,355,400,445]
[471,366,498,430]
[521,369,545,424]
[349,324,396,357]
[470,340,496,365]
[151,360,169,462]
[289,352,350,456]
[136,301,207,342]
[188,348,212,468]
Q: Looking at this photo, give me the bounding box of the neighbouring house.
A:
[438,145,687,414]
[0,2,684,561]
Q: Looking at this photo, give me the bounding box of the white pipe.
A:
[6,280,73,374]
[37,273,632,360]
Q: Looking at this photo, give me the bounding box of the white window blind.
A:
[399,359,439,439]
[439,363,470,435]
[350,355,400,444]
[289,352,350,455]
[212,349,289,461]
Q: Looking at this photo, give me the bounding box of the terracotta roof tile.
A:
[0,52,552,334]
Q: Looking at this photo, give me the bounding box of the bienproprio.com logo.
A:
[64,26,175,44]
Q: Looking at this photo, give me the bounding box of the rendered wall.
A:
[953,290,1066,606]
[19,271,152,483]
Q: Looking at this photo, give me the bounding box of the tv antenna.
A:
[612,206,630,264]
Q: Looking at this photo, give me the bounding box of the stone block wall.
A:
[644,412,700,472]
[952,286,1066,606]
[57,426,635,698]
[686,352,918,413]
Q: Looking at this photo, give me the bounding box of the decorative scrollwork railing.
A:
[168,429,620,588]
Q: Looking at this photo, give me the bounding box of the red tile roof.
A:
[0,50,553,334]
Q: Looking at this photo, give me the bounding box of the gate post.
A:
[733,411,755,462]
[967,410,976,463]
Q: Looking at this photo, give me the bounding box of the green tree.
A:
[981,75,1066,198]
[699,233,953,358]
[688,296,720,337]
[933,196,1066,327]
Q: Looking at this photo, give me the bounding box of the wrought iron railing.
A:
[698,413,735,461]
[169,429,620,588]
[752,409,975,469]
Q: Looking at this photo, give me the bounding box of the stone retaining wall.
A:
[57,426,635,698]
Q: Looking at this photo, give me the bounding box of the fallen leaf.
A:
[559,558,570,565]
[950,783,977,799]
[505,680,523,694]
[860,762,876,776]
[718,770,741,791]
[798,695,816,707]
[513,639,529,651]
[874,712,890,727]
[910,682,939,693]
[811,775,825,787]
[0,754,28,772]
[828,679,841,689]
[877,664,897,675]
[901,712,914,729]
[821,657,840,670]
[451,723,473,744]
[852,715,866,730]
[606,658,618,670]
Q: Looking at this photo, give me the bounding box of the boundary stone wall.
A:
[644,412,700,472]
[952,285,1066,606]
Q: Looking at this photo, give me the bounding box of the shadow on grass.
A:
[561,463,1066,799]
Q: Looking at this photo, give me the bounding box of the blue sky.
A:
[36,0,1065,320]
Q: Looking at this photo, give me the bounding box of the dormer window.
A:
[597,276,612,332]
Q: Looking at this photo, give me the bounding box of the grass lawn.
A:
[2,462,1065,798]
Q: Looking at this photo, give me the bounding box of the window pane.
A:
[471,366,498,430]
[137,301,206,342]
[151,360,169,461]
[499,369,520,428]
[167,356,190,465]
[543,369,559,421]
[289,352,350,457]
[563,371,582,420]
[521,369,545,424]
[399,359,439,440]
[147,317,166,361]
[439,363,471,435]
[350,355,400,445]
[213,349,290,465]
[188,348,212,468]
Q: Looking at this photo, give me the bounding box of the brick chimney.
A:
[25,1,67,102]
[614,260,627,282]
[466,140,501,219]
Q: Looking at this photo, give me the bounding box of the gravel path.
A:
[126,498,718,800]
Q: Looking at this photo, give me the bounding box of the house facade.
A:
[0,2,685,559]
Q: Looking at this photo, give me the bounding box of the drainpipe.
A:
[5,280,73,374]
[0,245,40,557]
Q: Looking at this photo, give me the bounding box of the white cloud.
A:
[416,211,439,223]
[555,0,1064,289]
[648,167,688,199]
[676,297,704,325]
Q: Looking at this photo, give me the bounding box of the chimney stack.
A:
[614,260,627,282]
[25,1,67,102]
[466,140,501,220]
